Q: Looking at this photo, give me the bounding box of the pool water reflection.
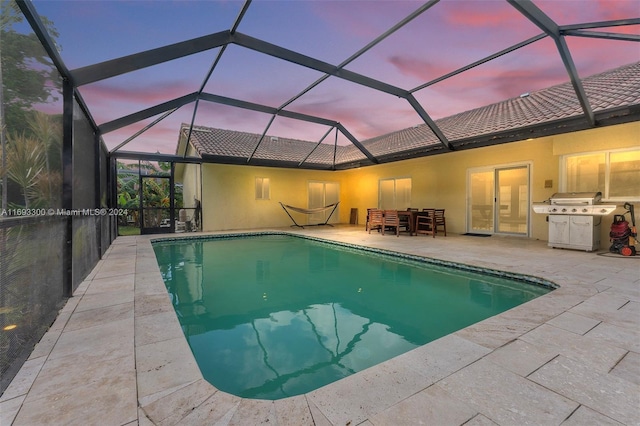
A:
[153,234,550,400]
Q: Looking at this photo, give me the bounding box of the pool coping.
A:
[4,227,639,425]
[135,230,629,425]
[148,231,556,402]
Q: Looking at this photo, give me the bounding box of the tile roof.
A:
[185,127,346,167]
[182,62,640,169]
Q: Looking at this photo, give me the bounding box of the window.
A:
[255,177,270,200]
[561,148,640,201]
[379,177,411,209]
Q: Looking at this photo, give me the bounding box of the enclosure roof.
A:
[181,61,640,170]
[22,0,640,167]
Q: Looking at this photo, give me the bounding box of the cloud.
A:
[489,66,567,99]
[443,4,522,28]
[311,1,415,40]
[193,101,273,133]
[83,81,195,106]
[285,91,418,140]
[101,107,196,153]
[536,0,640,23]
[53,0,639,152]
[105,122,180,154]
[77,80,198,125]
[387,56,452,82]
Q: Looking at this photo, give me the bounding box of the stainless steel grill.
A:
[532,192,617,252]
[532,192,617,216]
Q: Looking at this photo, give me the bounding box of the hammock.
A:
[279,201,340,228]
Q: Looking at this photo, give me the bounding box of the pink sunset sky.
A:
[30,0,640,153]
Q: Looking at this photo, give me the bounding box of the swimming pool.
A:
[153,233,552,400]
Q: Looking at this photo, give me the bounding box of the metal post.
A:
[62,79,73,297]
[169,162,175,232]
[108,155,117,239]
[95,133,102,256]
[0,29,7,211]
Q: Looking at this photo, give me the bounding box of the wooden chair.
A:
[415,209,436,237]
[367,209,383,234]
[383,210,401,236]
[398,208,415,233]
[434,209,447,236]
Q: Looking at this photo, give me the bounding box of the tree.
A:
[0,110,61,209]
[28,111,61,203]
[3,132,45,208]
[1,0,61,209]
[1,0,61,131]
[116,160,183,230]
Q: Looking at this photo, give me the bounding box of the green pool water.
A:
[153,234,551,400]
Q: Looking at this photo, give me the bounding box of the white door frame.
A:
[466,162,532,236]
[308,180,340,225]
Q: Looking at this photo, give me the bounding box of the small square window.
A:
[255,177,270,200]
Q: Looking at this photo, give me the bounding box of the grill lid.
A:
[549,191,602,205]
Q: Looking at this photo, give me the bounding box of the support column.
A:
[62,79,74,297]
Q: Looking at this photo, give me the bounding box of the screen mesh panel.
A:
[71,216,99,292]
[0,218,66,393]
[0,18,113,393]
[73,100,97,210]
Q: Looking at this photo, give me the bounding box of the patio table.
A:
[398,210,436,235]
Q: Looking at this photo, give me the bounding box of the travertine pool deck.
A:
[2,226,639,425]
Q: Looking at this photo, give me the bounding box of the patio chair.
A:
[434,209,447,236]
[399,208,415,233]
[365,208,373,231]
[383,210,401,237]
[416,209,436,237]
[367,209,384,234]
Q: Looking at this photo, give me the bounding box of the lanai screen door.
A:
[308,181,339,225]
[468,165,530,235]
[140,174,174,234]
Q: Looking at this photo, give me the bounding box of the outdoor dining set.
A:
[366,208,447,237]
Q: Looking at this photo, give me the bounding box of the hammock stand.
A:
[279,201,340,228]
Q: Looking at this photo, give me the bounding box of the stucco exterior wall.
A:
[176,145,202,227]
[341,138,552,240]
[200,164,346,230]
[183,121,639,246]
[183,146,202,202]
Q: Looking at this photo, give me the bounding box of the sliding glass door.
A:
[468,170,495,233]
[468,164,530,235]
[308,181,339,225]
[496,167,529,234]
[379,177,411,210]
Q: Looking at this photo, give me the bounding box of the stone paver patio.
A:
[1,226,639,425]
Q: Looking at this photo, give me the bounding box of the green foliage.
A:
[1,0,61,131]
[116,160,183,229]
[1,1,63,210]
[4,132,44,207]
[118,225,140,236]
[0,111,62,208]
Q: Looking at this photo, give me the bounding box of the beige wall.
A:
[176,145,202,227]
[200,164,346,230]
[181,145,202,208]
[184,121,639,246]
[342,138,555,239]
